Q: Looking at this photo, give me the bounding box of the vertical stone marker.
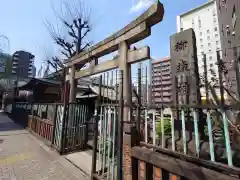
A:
[170,28,201,106]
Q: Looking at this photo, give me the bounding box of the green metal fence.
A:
[10,101,95,154]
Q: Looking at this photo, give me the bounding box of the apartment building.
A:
[150,57,172,105]
[12,50,35,78]
[31,65,36,78]
[216,0,240,100]
[216,0,240,51]
[176,0,221,96]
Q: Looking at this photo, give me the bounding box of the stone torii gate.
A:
[64,2,164,179]
[65,2,164,104]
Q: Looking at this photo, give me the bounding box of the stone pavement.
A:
[0,113,89,180]
[65,150,94,176]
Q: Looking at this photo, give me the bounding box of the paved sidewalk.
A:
[0,113,89,180]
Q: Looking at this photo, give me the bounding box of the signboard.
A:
[170,29,201,105]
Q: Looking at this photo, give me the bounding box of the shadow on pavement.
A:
[0,113,24,132]
[0,122,24,131]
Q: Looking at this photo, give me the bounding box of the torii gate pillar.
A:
[119,41,133,122]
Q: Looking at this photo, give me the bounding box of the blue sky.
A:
[0,0,207,74]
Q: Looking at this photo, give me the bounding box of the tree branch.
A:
[45,0,92,74]
[81,28,90,40]
[80,42,91,52]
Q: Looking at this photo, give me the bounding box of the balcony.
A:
[153,81,172,86]
[152,84,172,89]
[152,71,171,76]
[154,93,172,97]
[12,57,19,61]
[12,66,17,69]
[153,77,172,83]
[154,98,172,104]
[152,86,172,90]
[13,53,19,57]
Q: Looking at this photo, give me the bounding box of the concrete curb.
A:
[65,157,91,179]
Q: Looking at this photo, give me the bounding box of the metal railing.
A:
[139,104,240,169]
[91,70,123,180]
[11,101,94,154]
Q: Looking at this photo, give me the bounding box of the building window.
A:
[200,32,202,36]
[215,33,218,37]
[220,0,226,8]
[198,19,201,28]
[213,18,217,22]
[201,45,203,49]
[207,36,210,40]
[222,24,225,36]
[216,41,219,45]
[209,56,212,60]
[232,5,237,30]
[213,9,216,16]
[209,49,212,52]
[208,43,211,47]
[207,30,210,33]
[214,27,218,32]
[200,38,203,42]
[210,63,213,67]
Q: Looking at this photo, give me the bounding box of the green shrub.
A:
[203,112,225,143]
[156,118,172,138]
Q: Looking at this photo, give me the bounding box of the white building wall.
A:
[177,0,221,97]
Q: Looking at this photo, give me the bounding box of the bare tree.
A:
[45,0,92,73]
[199,54,240,148]
[0,35,9,54]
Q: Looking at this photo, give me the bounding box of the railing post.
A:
[28,103,32,129]
[45,104,49,119]
[51,104,58,147]
[60,103,68,154]
[60,80,70,154]
[136,64,142,133]
[118,70,124,180]
[35,104,39,134]
[91,75,102,178]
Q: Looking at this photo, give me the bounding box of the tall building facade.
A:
[216,0,240,100]
[176,0,221,96]
[150,57,172,105]
[30,65,36,78]
[216,0,240,51]
[12,51,35,78]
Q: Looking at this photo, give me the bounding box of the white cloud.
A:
[130,0,154,13]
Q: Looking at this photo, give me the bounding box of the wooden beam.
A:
[74,46,150,79]
[64,2,164,67]
[132,147,239,180]
[75,59,118,79]
[66,22,149,67]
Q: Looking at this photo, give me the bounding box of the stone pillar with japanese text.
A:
[170,28,201,141]
[170,28,201,106]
